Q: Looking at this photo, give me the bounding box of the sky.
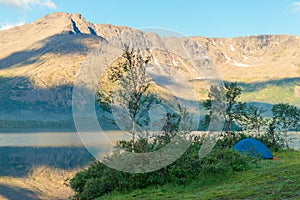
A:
[1,0,300,38]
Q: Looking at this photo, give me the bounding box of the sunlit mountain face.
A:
[0,12,299,124]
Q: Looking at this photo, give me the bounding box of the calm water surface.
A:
[0,129,131,146]
[0,130,298,176]
[0,130,299,149]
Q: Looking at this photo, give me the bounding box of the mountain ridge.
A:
[0,12,299,122]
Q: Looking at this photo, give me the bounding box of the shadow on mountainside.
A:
[0,146,94,177]
[0,75,73,121]
[0,73,297,122]
[236,77,300,93]
[0,33,105,70]
[0,184,40,200]
[191,77,299,93]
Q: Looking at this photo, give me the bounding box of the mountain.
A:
[0,12,299,123]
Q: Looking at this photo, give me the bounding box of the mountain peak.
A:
[33,12,96,35]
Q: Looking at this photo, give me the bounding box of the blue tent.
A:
[233,138,273,159]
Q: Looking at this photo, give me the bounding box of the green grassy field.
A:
[99,150,300,200]
[240,84,299,107]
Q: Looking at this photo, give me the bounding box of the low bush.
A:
[70,135,259,200]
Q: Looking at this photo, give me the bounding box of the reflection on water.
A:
[0,130,131,177]
[0,130,131,146]
[0,130,299,177]
[0,146,94,177]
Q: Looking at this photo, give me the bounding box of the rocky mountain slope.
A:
[0,12,299,122]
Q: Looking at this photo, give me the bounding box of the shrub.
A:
[256,121,285,151]
[70,135,258,199]
[215,130,286,152]
[214,131,248,149]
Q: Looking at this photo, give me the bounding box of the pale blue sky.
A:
[1,0,300,38]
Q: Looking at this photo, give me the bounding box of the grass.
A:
[240,84,299,107]
[98,150,300,200]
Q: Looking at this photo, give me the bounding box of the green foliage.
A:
[107,46,150,83]
[96,47,160,153]
[214,132,248,149]
[70,134,258,200]
[202,82,246,137]
[202,83,297,150]
[271,103,300,148]
[98,151,300,200]
[200,148,258,174]
[272,103,300,132]
[257,119,285,151]
[241,105,268,134]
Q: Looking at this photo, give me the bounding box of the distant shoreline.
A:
[0,128,77,133]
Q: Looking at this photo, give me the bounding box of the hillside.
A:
[0,12,299,122]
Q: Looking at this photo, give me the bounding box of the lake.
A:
[0,130,299,177]
[0,129,132,177]
[1,130,298,148]
[0,130,131,146]
[288,132,300,150]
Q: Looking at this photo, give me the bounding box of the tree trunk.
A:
[226,122,231,139]
[131,119,135,153]
[284,131,289,148]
